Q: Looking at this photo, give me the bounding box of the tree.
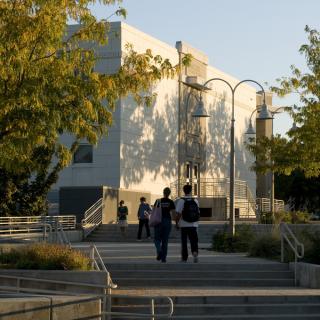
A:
[248,26,320,178]
[275,170,320,213]
[0,1,190,216]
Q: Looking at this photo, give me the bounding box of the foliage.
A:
[0,1,190,216]
[212,224,255,253]
[0,243,91,270]
[300,230,320,264]
[249,227,320,265]
[259,210,310,224]
[247,26,320,177]
[275,170,320,213]
[248,232,281,260]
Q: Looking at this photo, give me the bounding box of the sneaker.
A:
[156,253,162,261]
[147,236,151,240]
[136,239,142,242]
[193,253,199,263]
[161,260,166,263]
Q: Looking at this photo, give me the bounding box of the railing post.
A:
[150,298,155,320]
[294,243,298,287]
[280,233,284,263]
[90,245,95,270]
[106,272,112,320]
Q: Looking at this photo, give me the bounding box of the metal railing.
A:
[0,222,53,243]
[103,295,174,319]
[0,215,76,232]
[82,198,104,238]
[256,198,285,213]
[0,274,174,320]
[280,222,304,286]
[170,177,256,219]
[54,221,71,247]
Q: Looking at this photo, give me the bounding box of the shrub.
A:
[248,233,281,260]
[259,211,310,225]
[0,243,91,270]
[212,224,255,253]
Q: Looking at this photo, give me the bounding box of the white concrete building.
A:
[53,22,262,223]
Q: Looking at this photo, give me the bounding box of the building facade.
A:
[53,22,262,222]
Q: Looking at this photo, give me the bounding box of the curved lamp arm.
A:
[200,78,266,105]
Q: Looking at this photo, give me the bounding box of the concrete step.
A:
[110,270,294,279]
[113,277,295,287]
[110,314,320,319]
[106,263,290,271]
[111,293,320,319]
[111,294,320,305]
[112,302,320,316]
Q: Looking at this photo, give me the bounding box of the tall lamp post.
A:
[192,78,268,236]
[246,106,292,215]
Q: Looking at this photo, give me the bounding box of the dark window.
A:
[73,145,93,164]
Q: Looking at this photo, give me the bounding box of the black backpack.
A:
[181,198,200,222]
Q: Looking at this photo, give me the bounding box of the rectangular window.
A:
[73,145,93,164]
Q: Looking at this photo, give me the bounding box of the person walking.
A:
[137,197,151,241]
[175,184,200,263]
[153,187,175,263]
[117,200,128,237]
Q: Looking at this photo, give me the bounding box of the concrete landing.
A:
[73,242,281,265]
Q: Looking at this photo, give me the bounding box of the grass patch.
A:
[0,243,91,270]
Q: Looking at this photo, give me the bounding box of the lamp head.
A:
[192,96,210,118]
[245,120,256,135]
[257,103,273,120]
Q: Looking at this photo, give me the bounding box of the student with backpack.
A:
[152,187,175,263]
[175,184,200,263]
[137,197,152,241]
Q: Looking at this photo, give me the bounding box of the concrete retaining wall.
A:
[65,229,83,242]
[290,262,320,289]
[0,270,107,295]
[0,295,101,320]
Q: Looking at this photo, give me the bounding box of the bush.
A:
[259,211,310,225]
[0,243,91,270]
[212,224,255,253]
[248,232,281,260]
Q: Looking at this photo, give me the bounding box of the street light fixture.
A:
[192,78,267,236]
[245,105,294,215]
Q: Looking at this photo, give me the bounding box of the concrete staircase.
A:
[86,223,226,243]
[84,243,320,320]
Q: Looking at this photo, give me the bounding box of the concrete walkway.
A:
[74,242,281,265]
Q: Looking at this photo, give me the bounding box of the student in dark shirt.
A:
[153,187,175,263]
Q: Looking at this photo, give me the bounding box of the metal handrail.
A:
[0,275,174,320]
[103,296,174,319]
[0,223,52,242]
[55,221,71,247]
[280,222,304,286]
[0,215,76,230]
[82,198,104,238]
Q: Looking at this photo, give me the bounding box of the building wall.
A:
[119,23,180,201]
[55,22,257,218]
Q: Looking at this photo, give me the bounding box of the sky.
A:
[91,0,320,135]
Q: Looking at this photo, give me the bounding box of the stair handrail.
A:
[55,220,71,247]
[82,198,103,238]
[102,295,174,319]
[280,222,304,286]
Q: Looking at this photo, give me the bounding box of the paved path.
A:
[74,242,285,265]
